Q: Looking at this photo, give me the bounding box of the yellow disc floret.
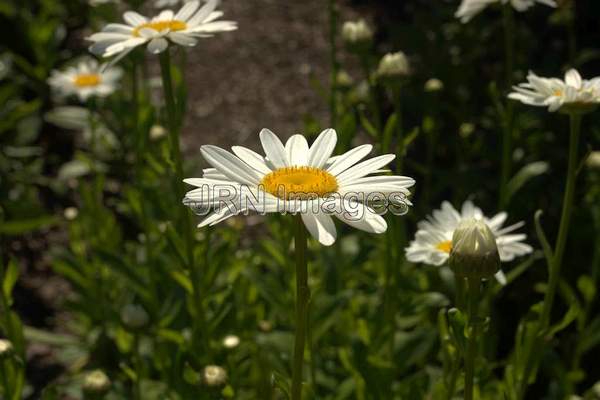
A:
[260,166,338,200]
[436,240,452,254]
[133,20,187,37]
[74,74,101,87]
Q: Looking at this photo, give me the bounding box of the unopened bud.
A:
[64,207,79,220]
[150,125,167,141]
[342,20,373,52]
[377,52,410,79]
[336,70,354,89]
[425,78,444,92]
[586,151,600,170]
[222,335,240,349]
[120,304,149,329]
[0,339,14,359]
[83,369,110,393]
[449,219,500,280]
[202,365,227,387]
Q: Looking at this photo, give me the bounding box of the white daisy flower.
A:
[405,200,532,282]
[183,128,415,246]
[47,59,122,102]
[455,0,556,23]
[508,69,600,113]
[87,0,237,62]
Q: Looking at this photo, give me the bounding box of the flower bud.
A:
[342,20,373,52]
[376,52,410,79]
[424,78,444,92]
[64,207,79,220]
[222,334,240,349]
[0,339,14,359]
[120,304,149,329]
[149,124,167,141]
[586,151,600,170]
[83,369,110,393]
[449,219,500,280]
[202,365,227,387]
[335,70,354,89]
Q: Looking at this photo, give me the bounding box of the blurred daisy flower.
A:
[405,200,532,283]
[509,69,600,113]
[183,128,415,246]
[48,59,122,102]
[87,0,237,62]
[455,0,556,23]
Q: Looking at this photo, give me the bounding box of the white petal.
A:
[565,69,582,88]
[307,129,337,169]
[123,11,147,27]
[200,145,261,185]
[169,32,198,46]
[336,154,395,184]
[158,10,175,20]
[147,38,169,54]
[285,134,309,166]
[187,0,218,26]
[175,0,200,21]
[335,201,387,234]
[259,128,288,168]
[326,144,372,176]
[231,146,272,175]
[301,212,336,246]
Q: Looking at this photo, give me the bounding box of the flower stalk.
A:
[499,3,515,209]
[539,113,581,328]
[464,278,481,400]
[291,214,310,400]
[518,113,582,398]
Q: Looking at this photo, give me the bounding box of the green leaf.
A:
[546,304,579,338]
[506,162,549,202]
[2,259,19,306]
[358,111,378,138]
[0,215,58,235]
[271,371,291,399]
[577,275,596,304]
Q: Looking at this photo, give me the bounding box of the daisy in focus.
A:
[508,69,600,113]
[48,59,122,102]
[87,0,237,61]
[405,200,532,283]
[183,128,415,246]
[455,0,556,23]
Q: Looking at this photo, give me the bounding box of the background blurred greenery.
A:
[0,0,599,399]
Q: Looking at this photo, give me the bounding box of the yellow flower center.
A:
[436,240,452,254]
[260,166,338,200]
[133,20,187,37]
[73,74,101,87]
[553,89,563,97]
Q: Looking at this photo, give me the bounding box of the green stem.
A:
[464,278,481,400]
[518,114,582,398]
[539,113,581,329]
[393,87,404,172]
[360,56,382,135]
[328,0,338,129]
[159,49,206,352]
[291,215,309,400]
[499,4,515,209]
[445,359,459,400]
